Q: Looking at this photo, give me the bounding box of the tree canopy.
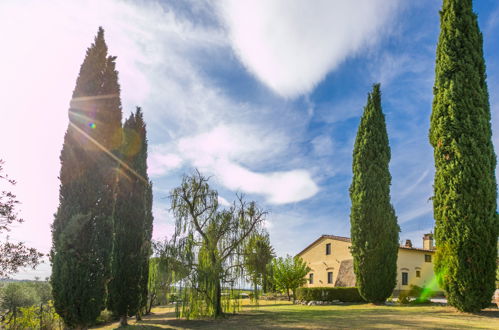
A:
[170,171,266,318]
[272,255,310,301]
[349,84,399,303]
[51,27,122,329]
[0,159,43,278]
[430,0,498,312]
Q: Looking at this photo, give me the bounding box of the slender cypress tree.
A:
[349,84,399,303]
[51,27,122,329]
[430,0,498,312]
[108,108,151,326]
[138,178,154,317]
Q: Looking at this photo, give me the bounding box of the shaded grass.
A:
[92,299,499,329]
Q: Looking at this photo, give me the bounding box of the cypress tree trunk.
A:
[119,315,128,327]
[430,0,498,312]
[109,108,152,320]
[51,27,122,328]
[349,84,399,303]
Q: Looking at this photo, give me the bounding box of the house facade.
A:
[297,234,441,294]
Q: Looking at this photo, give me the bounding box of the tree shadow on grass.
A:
[104,305,499,329]
[470,308,499,318]
[244,306,499,329]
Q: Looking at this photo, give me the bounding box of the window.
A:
[309,273,314,284]
[425,254,432,263]
[402,272,408,285]
[327,272,333,284]
[416,270,421,278]
[326,243,331,255]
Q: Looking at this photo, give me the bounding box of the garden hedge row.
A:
[295,287,365,302]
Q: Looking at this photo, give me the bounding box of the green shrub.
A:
[94,309,115,325]
[397,291,411,305]
[1,301,63,330]
[295,287,365,302]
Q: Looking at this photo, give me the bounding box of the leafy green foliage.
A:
[295,287,364,303]
[0,281,61,329]
[147,239,190,312]
[349,84,399,303]
[429,0,498,312]
[1,301,62,330]
[0,282,39,313]
[108,108,152,325]
[272,255,310,301]
[170,171,266,318]
[0,160,43,277]
[244,232,275,301]
[51,27,123,328]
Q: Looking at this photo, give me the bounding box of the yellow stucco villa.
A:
[297,234,441,294]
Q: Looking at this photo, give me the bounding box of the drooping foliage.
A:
[0,160,43,278]
[430,0,498,312]
[272,255,310,301]
[50,27,122,329]
[146,239,189,313]
[349,83,399,303]
[170,171,266,318]
[244,232,275,300]
[108,108,152,326]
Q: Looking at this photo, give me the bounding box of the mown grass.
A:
[92,299,498,329]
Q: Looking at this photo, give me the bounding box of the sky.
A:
[1,0,499,280]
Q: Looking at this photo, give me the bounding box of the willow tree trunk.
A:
[214,280,223,317]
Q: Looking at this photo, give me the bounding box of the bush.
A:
[1,301,63,330]
[295,287,365,303]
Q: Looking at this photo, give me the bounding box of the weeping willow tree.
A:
[145,238,190,313]
[170,171,266,318]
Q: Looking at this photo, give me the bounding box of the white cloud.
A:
[398,205,432,224]
[211,160,319,204]
[151,124,320,205]
[218,0,401,97]
[148,150,183,177]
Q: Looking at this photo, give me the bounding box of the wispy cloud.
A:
[150,124,319,204]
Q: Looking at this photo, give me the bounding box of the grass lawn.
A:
[92,299,499,329]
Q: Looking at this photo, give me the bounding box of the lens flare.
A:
[69,122,149,186]
[418,273,441,302]
[89,123,96,129]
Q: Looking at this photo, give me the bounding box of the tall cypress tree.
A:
[138,178,154,318]
[430,0,498,312]
[51,27,122,329]
[349,84,399,303]
[109,108,152,326]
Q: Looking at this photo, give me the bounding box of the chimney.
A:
[423,233,434,250]
[404,239,413,248]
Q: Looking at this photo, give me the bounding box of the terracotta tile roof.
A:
[398,246,435,253]
[296,234,435,256]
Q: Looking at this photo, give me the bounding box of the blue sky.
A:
[1,0,499,279]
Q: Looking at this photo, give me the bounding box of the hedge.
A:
[295,287,365,302]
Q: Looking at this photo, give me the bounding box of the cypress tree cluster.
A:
[51,28,154,328]
[51,27,122,329]
[349,84,399,303]
[108,108,153,326]
[429,0,498,312]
